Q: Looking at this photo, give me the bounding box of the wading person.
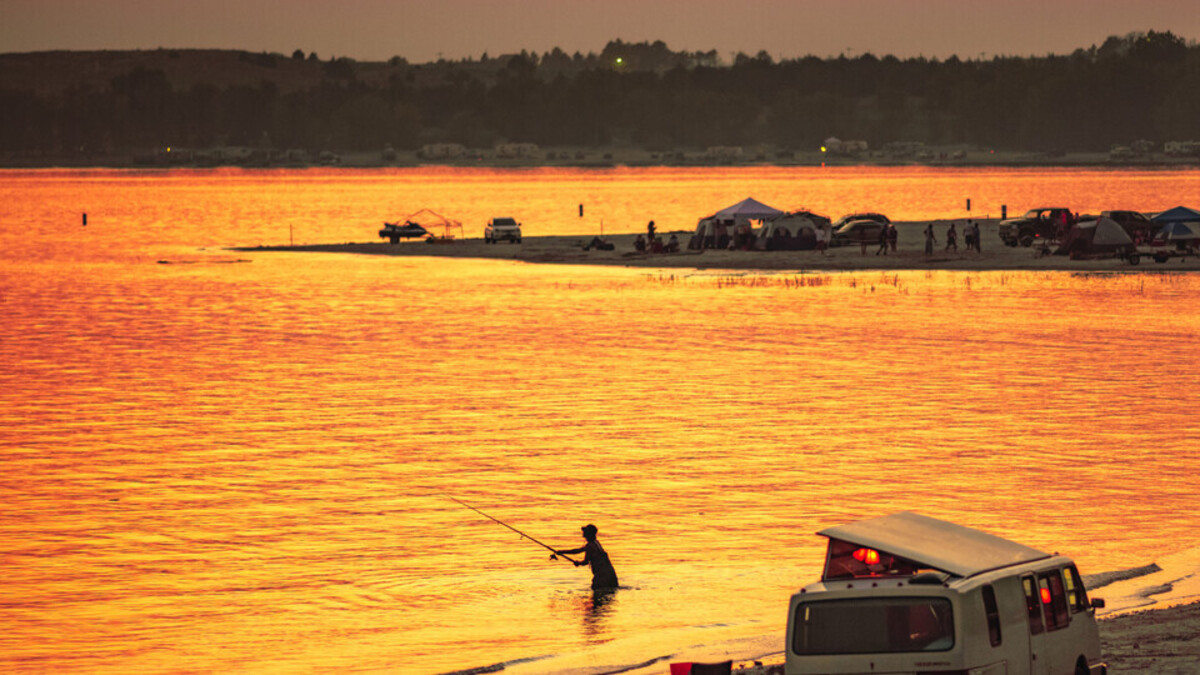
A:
[556,524,618,590]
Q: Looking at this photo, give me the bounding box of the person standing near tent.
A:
[556,524,618,590]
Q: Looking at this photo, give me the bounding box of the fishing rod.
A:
[446,495,580,565]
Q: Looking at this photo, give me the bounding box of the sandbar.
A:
[237,221,1199,273]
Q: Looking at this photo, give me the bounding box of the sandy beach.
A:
[661,601,1200,675]
[238,220,1200,273]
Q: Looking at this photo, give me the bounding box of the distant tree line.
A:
[1,32,1197,156]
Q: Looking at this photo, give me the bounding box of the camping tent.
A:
[1054,217,1133,257]
[690,198,784,250]
[1154,221,1200,243]
[756,211,831,251]
[711,197,784,223]
[1150,206,1200,224]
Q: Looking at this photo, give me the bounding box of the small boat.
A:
[379,220,430,243]
[378,209,463,244]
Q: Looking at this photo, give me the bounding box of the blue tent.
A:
[1150,206,1200,223]
[1155,221,1200,241]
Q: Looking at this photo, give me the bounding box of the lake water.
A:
[1,167,1198,674]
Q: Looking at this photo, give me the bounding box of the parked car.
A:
[786,512,1107,675]
[832,212,891,231]
[998,207,1074,247]
[484,217,522,244]
[830,219,886,247]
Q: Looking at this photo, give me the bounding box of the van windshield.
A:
[793,597,954,654]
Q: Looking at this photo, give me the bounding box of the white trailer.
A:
[786,512,1107,675]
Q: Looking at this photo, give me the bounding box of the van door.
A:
[1021,574,1051,675]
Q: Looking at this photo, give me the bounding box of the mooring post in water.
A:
[82,213,87,227]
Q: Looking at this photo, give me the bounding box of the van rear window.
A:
[793,598,954,655]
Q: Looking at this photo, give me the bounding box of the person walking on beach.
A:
[875,223,889,255]
[972,221,982,253]
[924,223,937,256]
[647,220,656,241]
[887,223,898,253]
[556,524,618,590]
[945,223,958,251]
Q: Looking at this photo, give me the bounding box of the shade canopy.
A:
[711,197,784,222]
[818,511,1050,578]
[1151,206,1200,223]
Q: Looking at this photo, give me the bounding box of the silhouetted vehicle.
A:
[484,217,522,244]
[379,221,429,244]
[830,218,887,247]
[832,212,891,230]
[998,207,1074,247]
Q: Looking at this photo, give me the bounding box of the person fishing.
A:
[556,524,618,590]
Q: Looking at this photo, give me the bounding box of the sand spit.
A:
[237,222,1200,273]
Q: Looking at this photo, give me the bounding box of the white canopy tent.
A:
[711,197,784,223]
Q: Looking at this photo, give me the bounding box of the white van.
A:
[786,512,1106,675]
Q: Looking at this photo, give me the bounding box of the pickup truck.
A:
[998,207,1074,247]
[484,217,522,244]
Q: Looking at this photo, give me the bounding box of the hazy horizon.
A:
[3,0,1198,64]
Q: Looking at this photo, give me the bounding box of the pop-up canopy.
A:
[1151,206,1200,224]
[711,197,784,222]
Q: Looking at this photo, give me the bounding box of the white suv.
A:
[484,217,522,244]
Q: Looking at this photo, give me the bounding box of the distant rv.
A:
[786,512,1106,675]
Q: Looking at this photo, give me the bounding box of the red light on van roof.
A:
[1040,587,1052,604]
[852,548,880,565]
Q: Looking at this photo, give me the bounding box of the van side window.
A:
[981,585,1002,647]
[1064,565,1090,613]
[1038,571,1071,631]
[1022,575,1044,635]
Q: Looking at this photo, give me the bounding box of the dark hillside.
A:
[1,33,1197,162]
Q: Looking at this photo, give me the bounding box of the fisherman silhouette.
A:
[555,524,618,590]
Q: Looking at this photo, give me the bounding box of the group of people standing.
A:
[925,220,984,255]
[871,223,900,255]
[942,220,983,254]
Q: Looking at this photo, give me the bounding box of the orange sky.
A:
[3,0,1198,63]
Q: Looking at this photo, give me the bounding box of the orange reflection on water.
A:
[1,169,1198,673]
